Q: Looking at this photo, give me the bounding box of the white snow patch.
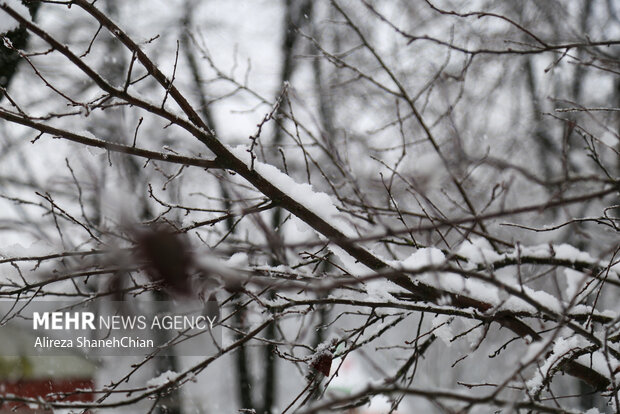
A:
[227,145,357,238]
[576,351,619,378]
[522,286,562,313]
[398,247,446,270]
[457,238,502,265]
[225,252,248,267]
[525,336,582,393]
[517,243,595,263]
[147,370,179,388]
[553,244,595,262]
[329,245,372,276]
[366,279,394,302]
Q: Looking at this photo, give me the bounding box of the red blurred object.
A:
[0,378,94,413]
[310,352,333,377]
[135,225,195,296]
